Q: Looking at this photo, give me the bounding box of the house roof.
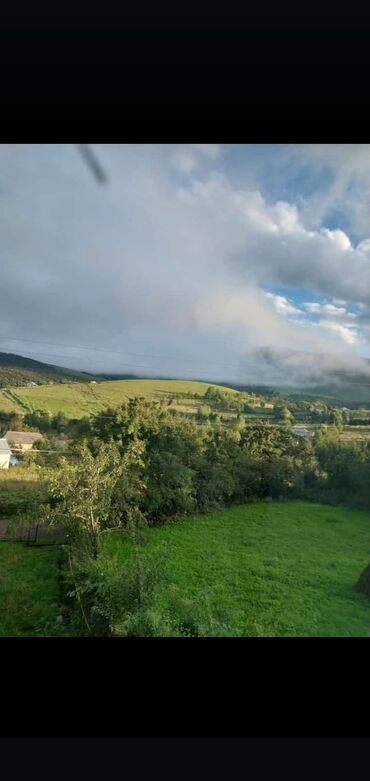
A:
[292,426,312,436]
[0,437,11,453]
[5,431,43,446]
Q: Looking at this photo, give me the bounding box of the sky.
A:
[1,143,370,387]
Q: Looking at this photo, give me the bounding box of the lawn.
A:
[105,501,370,636]
[0,542,66,637]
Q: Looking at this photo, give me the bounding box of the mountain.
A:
[0,352,96,387]
[231,348,370,406]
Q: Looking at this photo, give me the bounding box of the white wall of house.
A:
[0,454,10,469]
[0,439,11,469]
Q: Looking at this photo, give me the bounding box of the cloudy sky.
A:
[1,144,370,386]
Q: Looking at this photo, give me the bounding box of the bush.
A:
[64,549,170,637]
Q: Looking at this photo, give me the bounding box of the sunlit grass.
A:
[105,500,370,636]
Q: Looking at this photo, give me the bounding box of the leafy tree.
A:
[196,404,211,422]
[45,442,123,559]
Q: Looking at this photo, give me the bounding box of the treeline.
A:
[59,398,370,517]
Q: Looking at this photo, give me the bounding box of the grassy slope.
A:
[0,378,238,418]
[0,543,66,636]
[106,501,370,637]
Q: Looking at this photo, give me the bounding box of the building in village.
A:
[4,430,43,453]
[0,438,11,469]
[292,426,313,439]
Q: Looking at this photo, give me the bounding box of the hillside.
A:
[225,381,370,406]
[0,352,95,388]
[273,383,370,406]
[0,378,239,418]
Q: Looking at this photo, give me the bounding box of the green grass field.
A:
[0,378,238,418]
[0,543,67,636]
[105,501,370,636]
[1,500,368,636]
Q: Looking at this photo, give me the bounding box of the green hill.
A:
[273,383,370,406]
[0,377,239,418]
[0,352,95,388]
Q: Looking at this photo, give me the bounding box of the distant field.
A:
[0,379,239,418]
[0,465,45,519]
[340,427,370,442]
[105,501,370,637]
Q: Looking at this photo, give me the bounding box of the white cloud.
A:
[316,320,361,345]
[286,144,370,239]
[304,302,347,317]
[193,144,222,159]
[320,228,352,251]
[265,292,302,316]
[303,301,361,328]
[1,143,370,386]
[170,149,197,173]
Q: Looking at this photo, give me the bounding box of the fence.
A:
[0,517,64,545]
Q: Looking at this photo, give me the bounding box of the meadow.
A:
[104,501,370,637]
[0,378,238,418]
[1,499,369,636]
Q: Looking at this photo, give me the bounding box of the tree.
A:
[196,404,211,422]
[45,442,123,559]
[274,404,293,423]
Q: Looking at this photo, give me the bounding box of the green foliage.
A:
[62,550,169,637]
[3,390,370,637]
[196,404,211,421]
[45,442,124,558]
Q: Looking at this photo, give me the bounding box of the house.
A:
[314,407,325,414]
[5,430,43,453]
[292,426,313,438]
[0,438,11,469]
